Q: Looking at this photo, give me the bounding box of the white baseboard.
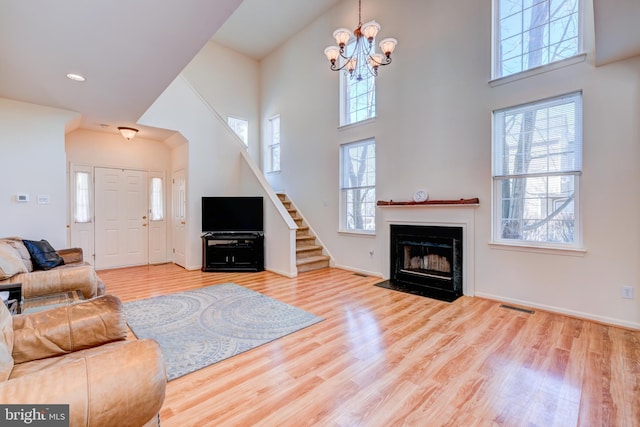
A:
[475,292,640,330]
[332,263,382,279]
[265,267,297,278]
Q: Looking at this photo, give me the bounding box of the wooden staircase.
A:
[277,193,330,273]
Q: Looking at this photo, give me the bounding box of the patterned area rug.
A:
[123,283,323,380]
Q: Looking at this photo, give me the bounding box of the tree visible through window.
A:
[341,40,376,125]
[341,139,376,232]
[493,92,582,246]
[494,0,580,78]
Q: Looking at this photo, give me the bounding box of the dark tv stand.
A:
[201,232,264,272]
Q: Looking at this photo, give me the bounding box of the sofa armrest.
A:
[11,295,127,364]
[18,264,99,299]
[57,247,84,265]
[0,339,166,427]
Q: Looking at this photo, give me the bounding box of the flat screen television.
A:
[202,196,263,233]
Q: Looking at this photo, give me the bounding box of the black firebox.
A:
[388,224,463,302]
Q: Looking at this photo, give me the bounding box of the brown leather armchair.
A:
[0,295,166,427]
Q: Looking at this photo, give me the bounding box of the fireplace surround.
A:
[387,224,463,302]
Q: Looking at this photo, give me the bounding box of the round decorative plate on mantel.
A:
[413,189,429,203]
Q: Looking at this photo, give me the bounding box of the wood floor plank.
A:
[97,264,640,427]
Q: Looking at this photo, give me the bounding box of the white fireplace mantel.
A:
[379,203,477,297]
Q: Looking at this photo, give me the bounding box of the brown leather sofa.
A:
[0,237,105,299]
[0,295,167,427]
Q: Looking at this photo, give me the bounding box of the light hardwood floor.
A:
[99,263,640,427]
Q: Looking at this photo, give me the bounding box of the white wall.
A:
[181,41,262,164]
[0,98,78,248]
[66,129,172,172]
[140,75,297,275]
[260,0,640,327]
[65,129,173,262]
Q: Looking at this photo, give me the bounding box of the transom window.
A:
[340,139,376,233]
[492,92,582,248]
[494,0,580,78]
[340,40,376,126]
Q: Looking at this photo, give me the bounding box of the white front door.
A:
[172,169,187,268]
[94,167,149,269]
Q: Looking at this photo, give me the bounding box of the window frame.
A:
[266,115,281,173]
[339,40,377,127]
[73,168,92,223]
[149,175,164,221]
[492,0,583,81]
[491,91,583,251]
[339,138,376,235]
[227,115,249,147]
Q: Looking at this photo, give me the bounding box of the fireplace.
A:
[389,224,463,302]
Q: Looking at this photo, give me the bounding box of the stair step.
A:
[296,245,323,258]
[296,235,316,246]
[296,255,330,273]
[277,193,287,201]
[296,226,309,236]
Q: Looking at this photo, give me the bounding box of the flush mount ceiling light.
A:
[117,126,139,141]
[324,0,398,80]
[66,73,86,82]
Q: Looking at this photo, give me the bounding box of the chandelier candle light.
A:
[324,0,397,80]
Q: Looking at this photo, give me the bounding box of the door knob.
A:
[181,221,186,225]
[142,215,147,219]
[143,224,148,227]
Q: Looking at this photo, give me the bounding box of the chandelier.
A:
[323,0,397,80]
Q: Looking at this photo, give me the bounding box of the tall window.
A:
[341,40,376,126]
[492,92,582,247]
[227,116,249,146]
[494,0,580,78]
[341,139,376,233]
[267,115,281,173]
[149,177,164,221]
[74,171,91,223]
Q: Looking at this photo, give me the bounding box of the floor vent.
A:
[353,273,369,277]
[500,304,535,314]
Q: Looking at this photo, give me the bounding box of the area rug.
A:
[123,283,323,380]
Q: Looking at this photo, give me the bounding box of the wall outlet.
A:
[621,286,634,299]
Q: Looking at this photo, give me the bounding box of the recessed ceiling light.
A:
[66,73,86,82]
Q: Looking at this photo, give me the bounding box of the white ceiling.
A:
[0,0,242,138]
[212,0,344,60]
[0,0,637,141]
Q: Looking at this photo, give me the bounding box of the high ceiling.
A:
[0,0,242,138]
[212,0,344,60]
[0,0,637,141]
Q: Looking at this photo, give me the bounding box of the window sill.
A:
[338,117,376,131]
[339,230,377,238]
[489,241,586,257]
[266,170,281,175]
[489,53,587,87]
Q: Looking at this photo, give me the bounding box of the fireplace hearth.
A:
[381,224,463,302]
